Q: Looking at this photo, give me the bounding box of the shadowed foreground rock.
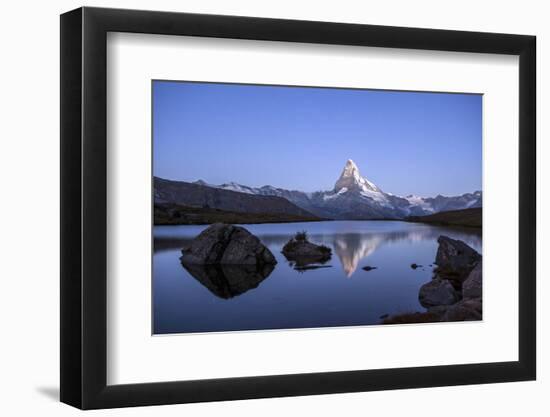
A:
[180,223,277,266]
[419,278,459,307]
[440,298,482,321]
[181,262,275,299]
[462,261,482,299]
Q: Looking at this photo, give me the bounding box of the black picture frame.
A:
[60,6,536,410]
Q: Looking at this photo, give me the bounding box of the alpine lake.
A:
[153,220,481,334]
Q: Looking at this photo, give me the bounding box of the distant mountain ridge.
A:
[154,177,319,220]
[182,159,481,220]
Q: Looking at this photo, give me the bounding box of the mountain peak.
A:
[334,159,380,193]
[342,159,359,175]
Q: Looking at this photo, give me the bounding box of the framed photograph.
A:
[60,7,536,409]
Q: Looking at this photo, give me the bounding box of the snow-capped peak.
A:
[334,159,381,193]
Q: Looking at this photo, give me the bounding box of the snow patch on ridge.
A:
[360,189,391,206]
[405,195,435,212]
[219,182,255,194]
[323,187,348,200]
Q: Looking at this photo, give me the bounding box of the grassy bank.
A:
[405,207,482,228]
[154,204,324,225]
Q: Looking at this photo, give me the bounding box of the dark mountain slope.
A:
[154,177,321,224]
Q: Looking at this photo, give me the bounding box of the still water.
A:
[153,221,481,334]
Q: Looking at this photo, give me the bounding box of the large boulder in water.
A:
[180,223,277,266]
[419,278,459,307]
[462,261,482,299]
[435,236,481,280]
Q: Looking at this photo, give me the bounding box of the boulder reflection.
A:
[180,262,275,299]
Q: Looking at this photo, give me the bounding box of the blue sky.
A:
[153,81,482,197]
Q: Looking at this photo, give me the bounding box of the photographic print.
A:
[153,81,482,335]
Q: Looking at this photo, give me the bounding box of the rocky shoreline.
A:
[383,235,482,324]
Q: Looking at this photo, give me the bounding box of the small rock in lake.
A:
[379,313,389,319]
[282,231,332,266]
[410,263,422,269]
[362,266,377,271]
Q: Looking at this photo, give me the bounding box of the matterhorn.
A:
[334,159,381,193]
